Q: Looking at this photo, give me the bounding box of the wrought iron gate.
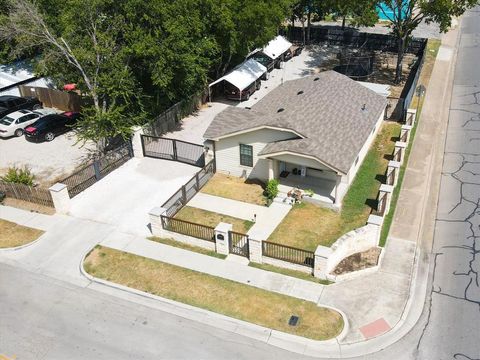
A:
[228,231,249,258]
[141,135,205,167]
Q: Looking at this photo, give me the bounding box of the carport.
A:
[208,59,267,101]
[261,35,293,63]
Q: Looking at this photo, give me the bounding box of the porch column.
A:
[268,159,275,181]
[334,175,341,205]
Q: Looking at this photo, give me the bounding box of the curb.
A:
[79,246,350,357]
[0,234,44,252]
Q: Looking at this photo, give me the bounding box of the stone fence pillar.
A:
[386,160,401,186]
[49,183,71,214]
[247,229,264,263]
[394,141,407,163]
[131,126,144,158]
[149,207,167,236]
[215,222,232,256]
[378,184,394,217]
[367,214,383,245]
[405,109,417,126]
[400,124,413,143]
[314,246,332,280]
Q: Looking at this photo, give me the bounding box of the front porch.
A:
[277,174,336,205]
[266,157,345,206]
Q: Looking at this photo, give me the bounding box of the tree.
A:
[329,0,378,30]
[0,0,146,144]
[380,0,477,83]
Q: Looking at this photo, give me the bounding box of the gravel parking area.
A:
[0,132,96,186]
[163,47,324,144]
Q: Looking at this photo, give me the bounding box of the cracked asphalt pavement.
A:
[415,7,480,360]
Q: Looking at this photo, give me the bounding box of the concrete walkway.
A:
[187,192,291,238]
[102,233,324,302]
[0,205,60,231]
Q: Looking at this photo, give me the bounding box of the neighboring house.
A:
[203,71,387,207]
[0,60,50,97]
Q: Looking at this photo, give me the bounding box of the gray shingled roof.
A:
[204,71,387,174]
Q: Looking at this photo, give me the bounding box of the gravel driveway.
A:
[0,132,96,186]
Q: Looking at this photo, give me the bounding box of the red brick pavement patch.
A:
[359,318,391,339]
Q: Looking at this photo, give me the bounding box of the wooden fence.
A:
[19,86,84,112]
[0,181,54,208]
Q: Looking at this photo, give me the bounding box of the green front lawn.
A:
[268,122,401,250]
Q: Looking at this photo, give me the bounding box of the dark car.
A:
[248,52,274,78]
[224,80,261,101]
[24,111,80,142]
[0,95,42,118]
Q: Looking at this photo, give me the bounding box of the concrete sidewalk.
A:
[187,192,291,238]
[0,205,61,231]
[102,233,324,303]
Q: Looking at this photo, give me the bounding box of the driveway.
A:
[68,157,199,236]
[0,132,96,185]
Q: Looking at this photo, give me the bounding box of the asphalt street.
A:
[0,263,308,360]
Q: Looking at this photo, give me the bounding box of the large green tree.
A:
[380,0,477,83]
[1,0,292,143]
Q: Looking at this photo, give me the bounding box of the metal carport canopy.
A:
[209,59,267,91]
[262,35,292,60]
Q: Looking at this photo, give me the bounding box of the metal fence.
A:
[141,136,206,167]
[228,231,249,258]
[143,91,206,137]
[0,181,54,208]
[60,143,133,198]
[160,215,215,242]
[262,241,315,268]
[161,160,215,217]
[285,26,427,56]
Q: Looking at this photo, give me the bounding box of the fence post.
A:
[181,185,187,204]
[172,139,178,161]
[400,124,412,143]
[387,160,401,186]
[247,229,264,263]
[92,160,102,180]
[314,245,332,280]
[214,222,232,255]
[149,207,167,237]
[195,173,200,190]
[405,109,417,126]
[131,127,144,158]
[49,183,71,214]
[378,184,394,216]
[394,141,407,163]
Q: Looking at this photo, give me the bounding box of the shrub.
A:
[1,166,35,186]
[265,179,279,199]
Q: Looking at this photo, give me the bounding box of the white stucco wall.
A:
[213,128,297,181]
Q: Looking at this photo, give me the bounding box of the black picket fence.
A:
[60,143,133,198]
[262,241,315,268]
[161,160,215,217]
[161,215,215,242]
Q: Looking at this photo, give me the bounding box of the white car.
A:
[0,109,44,138]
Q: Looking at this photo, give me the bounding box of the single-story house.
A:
[209,59,267,101]
[203,71,387,206]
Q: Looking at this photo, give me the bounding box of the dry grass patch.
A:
[0,219,44,248]
[84,246,343,340]
[201,173,266,205]
[175,206,254,233]
[268,122,401,250]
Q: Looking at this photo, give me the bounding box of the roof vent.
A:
[297,90,304,95]
[277,108,285,113]
[313,77,320,81]
[245,106,251,110]
[361,104,366,111]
